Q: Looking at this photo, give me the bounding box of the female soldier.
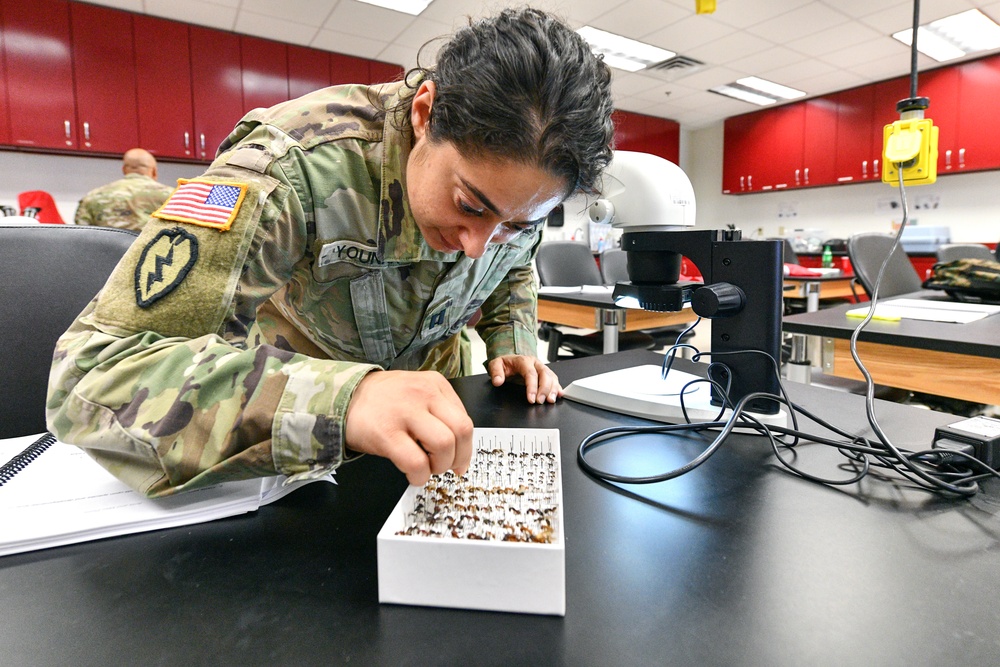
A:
[47,7,614,496]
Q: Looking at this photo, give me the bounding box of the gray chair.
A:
[0,225,138,438]
[847,232,922,299]
[936,243,995,263]
[535,242,653,362]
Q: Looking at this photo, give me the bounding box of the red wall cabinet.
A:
[368,59,404,84]
[832,87,876,184]
[800,96,838,187]
[289,45,331,98]
[723,104,804,192]
[0,17,10,145]
[133,14,195,160]
[69,2,139,154]
[241,35,289,112]
[953,57,1000,172]
[330,52,369,86]
[190,26,244,161]
[613,110,680,164]
[2,0,77,150]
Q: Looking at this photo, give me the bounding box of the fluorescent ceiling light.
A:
[893,9,1000,62]
[576,26,675,72]
[709,84,778,106]
[709,77,803,106]
[737,76,805,100]
[355,0,433,15]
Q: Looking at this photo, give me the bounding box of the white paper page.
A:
[846,301,998,323]
[1,435,266,557]
[884,298,1000,314]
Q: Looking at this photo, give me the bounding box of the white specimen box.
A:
[377,428,565,616]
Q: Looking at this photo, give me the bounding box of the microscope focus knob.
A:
[692,283,746,318]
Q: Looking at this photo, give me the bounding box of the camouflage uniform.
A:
[47,82,542,497]
[73,173,174,231]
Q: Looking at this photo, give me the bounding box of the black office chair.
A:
[0,225,138,438]
[935,243,995,263]
[847,232,922,300]
[535,242,654,362]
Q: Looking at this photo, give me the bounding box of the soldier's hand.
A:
[344,370,474,486]
[486,355,563,404]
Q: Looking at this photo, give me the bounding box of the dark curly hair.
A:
[403,7,615,196]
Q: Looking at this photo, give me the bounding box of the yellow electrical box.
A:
[696,0,716,14]
[882,118,938,186]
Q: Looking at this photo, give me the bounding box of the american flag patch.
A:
[152,179,248,231]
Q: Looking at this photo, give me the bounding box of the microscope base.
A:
[563,365,789,430]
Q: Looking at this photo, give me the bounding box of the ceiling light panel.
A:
[576,26,675,72]
[355,0,433,16]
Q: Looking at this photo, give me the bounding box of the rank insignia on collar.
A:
[152,178,248,231]
[135,227,199,308]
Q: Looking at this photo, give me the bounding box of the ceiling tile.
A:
[589,0,689,39]
[311,28,389,60]
[746,2,851,43]
[785,21,884,58]
[323,2,414,42]
[239,0,338,26]
[235,11,320,45]
[144,0,237,31]
[686,30,773,66]
[644,12,738,52]
[708,0,814,30]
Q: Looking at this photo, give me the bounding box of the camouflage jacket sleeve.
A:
[474,231,542,359]
[47,157,380,498]
[73,197,96,226]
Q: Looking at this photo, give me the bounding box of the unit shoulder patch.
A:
[135,227,199,308]
[152,178,249,231]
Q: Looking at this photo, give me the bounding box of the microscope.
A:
[562,151,787,427]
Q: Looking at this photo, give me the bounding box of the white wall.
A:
[0,151,202,223]
[681,122,999,246]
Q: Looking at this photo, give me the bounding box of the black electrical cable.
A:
[910,0,921,99]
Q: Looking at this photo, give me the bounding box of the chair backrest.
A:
[535,241,603,286]
[599,248,629,285]
[936,243,996,263]
[0,225,138,437]
[847,232,923,298]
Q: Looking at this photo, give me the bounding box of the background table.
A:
[3,351,998,666]
[783,291,1000,404]
[538,289,697,353]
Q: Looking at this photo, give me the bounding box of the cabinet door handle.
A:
[945,149,952,169]
[959,148,966,168]
[184,132,190,151]
[200,133,206,157]
[804,167,809,184]
[795,168,800,185]
[83,122,90,142]
[64,120,71,139]
[740,175,745,190]
[862,160,868,178]
[874,159,879,177]
[747,174,752,189]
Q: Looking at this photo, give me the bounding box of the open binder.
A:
[0,433,335,557]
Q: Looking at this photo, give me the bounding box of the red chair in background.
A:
[18,190,66,224]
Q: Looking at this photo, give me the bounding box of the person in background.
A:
[73,148,173,230]
[48,8,614,498]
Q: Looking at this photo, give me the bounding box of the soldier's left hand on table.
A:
[486,355,563,404]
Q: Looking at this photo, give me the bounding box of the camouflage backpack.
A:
[922,258,1000,303]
